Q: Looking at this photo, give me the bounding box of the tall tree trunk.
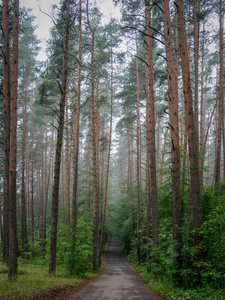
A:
[42,116,48,255]
[139,121,142,186]
[100,48,113,253]
[8,0,19,280]
[2,0,10,266]
[72,0,82,237]
[49,0,70,276]
[87,0,99,271]
[37,140,41,233]
[71,69,77,220]
[146,0,158,249]
[25,94,30,234]
[66,96,70,229]
[100,109,106,230]
[219,2,225,182]
[85,120,91,222]
[61,140,66,224]
[136,35,141,262]
[156,117,161,178]
[215,2,224,186]
[214,91,218,183]
[85,125,91,221]
[95,79,101,222]
[46,118,55,209]
[194,0,200,146]
[145,1,151,270]
[176,0,203,252]
[21,85,28,258]
[30,93,34,258]
[200,20,206,186]
[162,0,182,279]
[39,127,44,238]
[126,106,134,229]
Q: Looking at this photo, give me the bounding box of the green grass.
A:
[129,263,225,300]
[0,262,84,299]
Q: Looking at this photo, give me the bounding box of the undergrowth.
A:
[0,262,85,299]
[129,262,225,300]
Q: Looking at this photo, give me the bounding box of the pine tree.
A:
[49,0,70,276]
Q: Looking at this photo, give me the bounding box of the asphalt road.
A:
[70,237,167,300]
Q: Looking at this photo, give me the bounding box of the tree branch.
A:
[121,26,165,46]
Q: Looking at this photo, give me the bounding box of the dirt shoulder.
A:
[27,267,106,300]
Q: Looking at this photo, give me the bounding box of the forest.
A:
[0,0,225,299]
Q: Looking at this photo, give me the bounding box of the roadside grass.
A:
[0,261,96,299]
[130,263,225,300]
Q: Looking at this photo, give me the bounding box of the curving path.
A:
[70,237,167,300]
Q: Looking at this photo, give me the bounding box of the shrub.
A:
[68,218,93,275]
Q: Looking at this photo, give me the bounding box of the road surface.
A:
[70,237,167,300]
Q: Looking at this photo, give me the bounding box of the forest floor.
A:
[0,268,106,300]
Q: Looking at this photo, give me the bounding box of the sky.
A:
[20,0,121,61]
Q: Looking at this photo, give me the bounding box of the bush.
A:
[68,218,93,275]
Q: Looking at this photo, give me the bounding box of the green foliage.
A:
[111,178,225,297]
[201,205,225,288]
[68,218,94,276]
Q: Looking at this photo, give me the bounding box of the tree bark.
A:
[49,0,70,276]
[61,140,66,224]
[66,96,70,229]
[2,0,10,266]
[21,85,29,258]
[126,106,134,229]
[194,0,200,146]
[100,48,113,253]
[145,0,158,250]
[87,0,99,271]
[85,125,91,221]
[145,1,151,270]
[42,116,48,255]
[200,20,206,186]
[8,0,19,280]
[72,0,82,237]
[136,35,141,262]
[176,0,203,250]
[215,2,224,186]
[162,0,182,277]
[30,93,34,258]
[219,1,225,182]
